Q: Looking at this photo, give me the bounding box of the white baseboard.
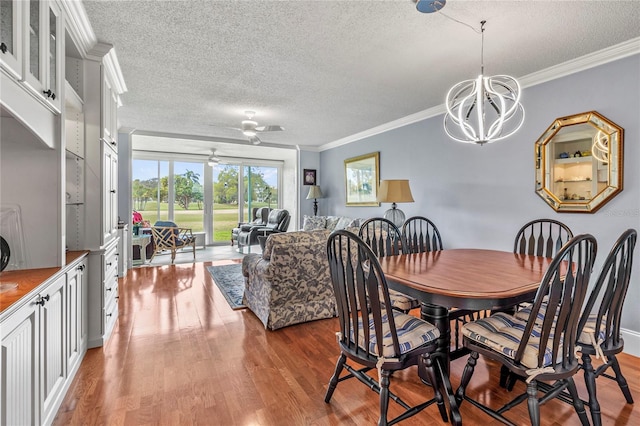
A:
[621,327,640,357]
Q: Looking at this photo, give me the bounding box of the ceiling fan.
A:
[212,110,284,145]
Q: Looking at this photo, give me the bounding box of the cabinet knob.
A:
[106,313,112,317]
[77,264,85,271]
[110,141,117,146]
[35,294,50,306]
[0,43,7,54]
[110,189,116,194]
[42,89,53,98]
[106,262,112,266]
[106,287,112,291]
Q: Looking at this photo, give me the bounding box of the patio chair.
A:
[149,221,196,264]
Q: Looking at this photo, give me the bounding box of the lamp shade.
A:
[377,180,414,203]
[306,185,323,200]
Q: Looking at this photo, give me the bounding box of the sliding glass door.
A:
[133,156,281,246]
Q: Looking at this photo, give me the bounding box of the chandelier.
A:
[444,21,525,145]
[591,131,609,162]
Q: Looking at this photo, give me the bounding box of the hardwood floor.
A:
[55,261,639,425]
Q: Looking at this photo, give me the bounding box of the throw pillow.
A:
[303,215,327,231]
[334,217,353,230]
[325,216,341,231]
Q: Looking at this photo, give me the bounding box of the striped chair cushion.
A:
[515,303,605,345]
[355,311,440,358]
[387,289,421,312]
[462,312,556,369]
[513,302,547,325]
[577,312,607,345]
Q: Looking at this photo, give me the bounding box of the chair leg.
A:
[608,354,634,403]
[324,354,346,403]
[582,352,601,426]
[378,369,391,426]
[192,242,196,260]
[566,377,590,426]
[455,350,479,405]
[171,249,176,264]
[526,381,540,426]
[420,354,448,422]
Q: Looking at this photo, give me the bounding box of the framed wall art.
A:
[344,152,380,206]
[303,169,316,185]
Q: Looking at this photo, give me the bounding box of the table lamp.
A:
[377,179,414,228]
[306,185,324,216]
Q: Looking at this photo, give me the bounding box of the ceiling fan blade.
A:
[255,125,284,132]
[249,135,262,145]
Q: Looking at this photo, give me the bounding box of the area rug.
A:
[206,263,246,310]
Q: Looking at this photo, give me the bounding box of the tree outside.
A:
[133,164,277,242]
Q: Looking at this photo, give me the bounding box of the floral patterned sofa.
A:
[241,229,339,330]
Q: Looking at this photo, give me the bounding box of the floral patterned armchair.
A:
[241,229,337,330]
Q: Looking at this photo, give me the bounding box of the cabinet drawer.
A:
[103,246,118,278]
[104,297,118,336]
[104,274,118,306]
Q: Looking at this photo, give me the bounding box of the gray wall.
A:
[319,55,640,346]
[299,149,321,227]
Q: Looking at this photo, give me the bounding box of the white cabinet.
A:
[87,239,119,348]
[0,294,39,425]
[40,275,66,424]
[0,255,88,426]
[102,71,119,148]
[85,51,122,251]
[103,142,118,243]
[66,259,87,377]
[0,0,24,79]
[117,224,128,277]
[22,0,63,111]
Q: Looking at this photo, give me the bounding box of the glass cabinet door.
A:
[0,0,23,79]
[47,1,62,110]
[22,0,62,110]
[24,0,44,92]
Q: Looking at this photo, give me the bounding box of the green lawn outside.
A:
[135,202,269,242]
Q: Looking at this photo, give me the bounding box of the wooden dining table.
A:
[378,248,554,366]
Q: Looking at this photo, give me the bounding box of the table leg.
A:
[421,303,450,373]
[140,242,147,264]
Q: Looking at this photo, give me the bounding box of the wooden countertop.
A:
[0,251,89,315]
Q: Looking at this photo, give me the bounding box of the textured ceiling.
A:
[82,0,640,153]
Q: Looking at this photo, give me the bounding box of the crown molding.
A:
[319,104,445,152]
[103,48,128,95]
[519,37,640,89]
[60,0,97,57]
[318,36,640,152]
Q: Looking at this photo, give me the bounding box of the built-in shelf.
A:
[65,149,84,161]
[555,156,592,164]
[64,80,83,112]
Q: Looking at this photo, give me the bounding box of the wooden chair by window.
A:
[359,218,420,313]
[149,221,196,264]
[455,234,597,426]
[325,230,459,426]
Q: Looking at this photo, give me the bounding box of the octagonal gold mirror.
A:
[535,111,623,213]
